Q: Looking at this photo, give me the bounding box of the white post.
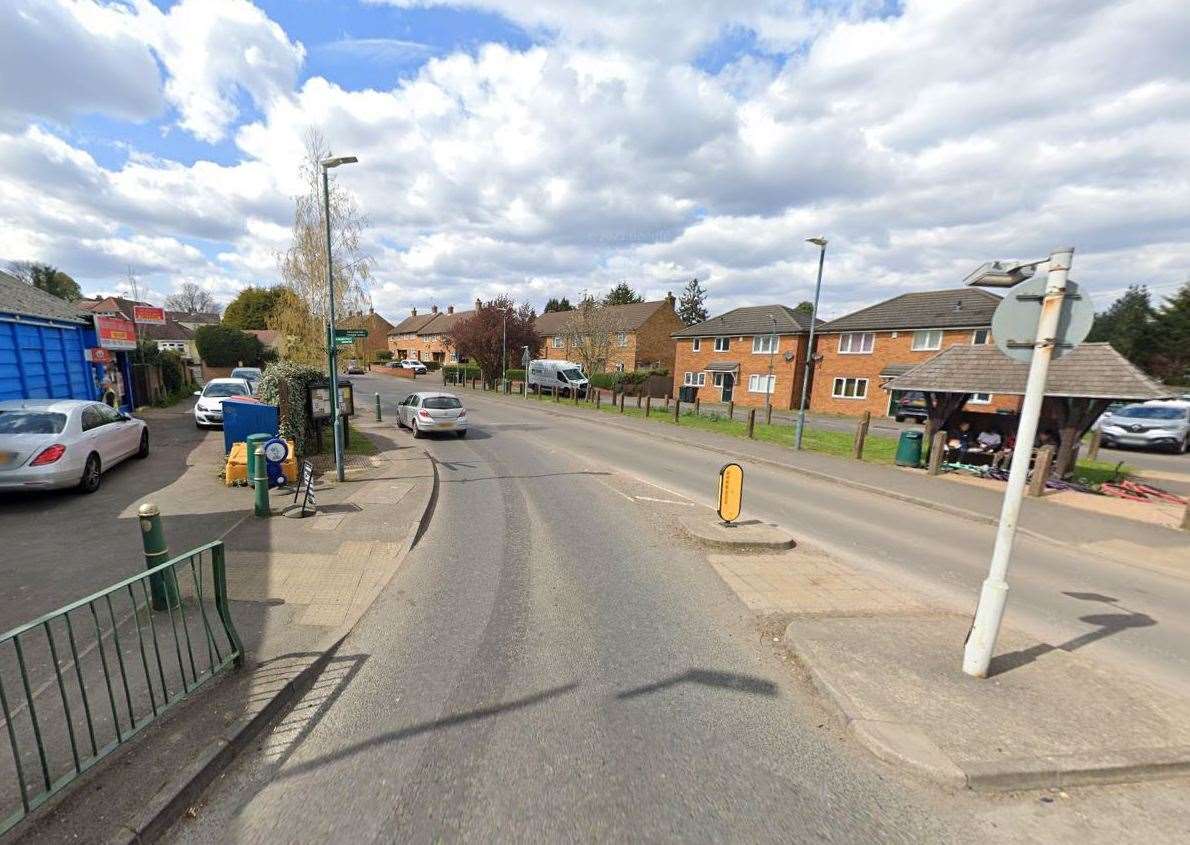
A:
[963,248,1073,677]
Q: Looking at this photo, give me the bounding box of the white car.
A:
[399,359,428,374]
[0,399,148,493]
[193,378,253,428]
[395,392,468,438]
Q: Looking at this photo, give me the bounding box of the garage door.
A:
[0,320,92,401]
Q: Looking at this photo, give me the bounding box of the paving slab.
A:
[679,516,796,551]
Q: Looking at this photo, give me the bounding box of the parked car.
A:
[1097,400,1190,453]
[230,367,263,393]
[395,392,468,438]
[346,360,366,374]
[0,399,148,493]
[527,359,588,397]
[398,359,428,374]
[193,378,253,428]
[892,391,928,423]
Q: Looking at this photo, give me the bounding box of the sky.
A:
[1,0,1188,323]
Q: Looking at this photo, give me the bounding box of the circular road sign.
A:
[262,437,289,463]
[991,272,1094,362]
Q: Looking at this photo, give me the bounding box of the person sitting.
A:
[945,421,975,462]
[975,427,1002,452]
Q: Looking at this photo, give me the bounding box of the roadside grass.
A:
[1072,458,1132,485]
[310,421,379,458]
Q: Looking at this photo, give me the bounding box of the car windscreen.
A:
[561,369,584,381]
[230,369,260,378]
[1115,405,1184,420]
[203,383,249,398]
[422,396,462,410]
[0,411,68,435]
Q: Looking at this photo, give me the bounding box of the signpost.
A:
[717,462,744,524]
[132,305,166,325]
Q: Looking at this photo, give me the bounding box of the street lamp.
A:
[765,313,777,422]
[795,236,827,449]
[321,154,358,482]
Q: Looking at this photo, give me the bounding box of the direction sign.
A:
[991,272,1094,363]
[335,329,368,339]
[333,335,357,346]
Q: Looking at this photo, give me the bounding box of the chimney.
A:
[474,298,482,312]
[447,305,454,314]
[666,290,675,306]
[369,305,374,314]
[432,305,439,314]
[411,307,417,316]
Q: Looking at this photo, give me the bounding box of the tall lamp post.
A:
[321,154,358,483]
[765,314,777,422]
[795,236,827,449]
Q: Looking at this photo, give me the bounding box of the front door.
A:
[721,373,734,402]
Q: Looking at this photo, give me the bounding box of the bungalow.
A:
[534,296,684,373]
[670,305,817,409]
[809,288,1017,418]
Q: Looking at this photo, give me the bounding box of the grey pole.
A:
[320,155,358,482]
[795,237,827,449]
[765,314,776,423]
[502,310,507,392]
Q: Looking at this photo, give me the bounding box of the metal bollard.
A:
[747,408,756,438]
[374,392,382,422]
[139,502,179,610]
[254,447,270,517]
[645,395,651,417]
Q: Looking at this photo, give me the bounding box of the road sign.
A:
[333,335,357,346]
[132,305,166,324]
[717,462,743,523]
[335,328,368,339]
[95,315,137,350]
[991,272,1094,362]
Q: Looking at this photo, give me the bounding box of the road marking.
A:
[633,495,694,506]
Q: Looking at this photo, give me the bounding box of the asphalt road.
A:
[167,375,1190,842]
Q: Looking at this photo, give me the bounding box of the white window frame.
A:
[691,338,701,352]
[752,335,777,354]
[969,392,993,404]
[838,332,874,354]
[911,329,943,351]
[748,373,776,394]
[683,371,706,387]
[971,329,990,345]
[617,332,628,347]
[714,337,730,352]
[712,372,725,387]
[551,335,563,349]
[831,377,868,399]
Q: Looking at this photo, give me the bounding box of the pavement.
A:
[5,409,434,843]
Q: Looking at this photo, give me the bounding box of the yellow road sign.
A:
[718,462,743,523]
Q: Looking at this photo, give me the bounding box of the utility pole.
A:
[320,155,358,483]
[795,237,827,449]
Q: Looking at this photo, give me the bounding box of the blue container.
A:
[222,398,279,454]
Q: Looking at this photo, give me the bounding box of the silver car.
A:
[395,392,468,438]
[0,400,148,493]
[1098,401,1190,453]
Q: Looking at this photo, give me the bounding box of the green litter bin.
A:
[245,433,272,487]
[895,430,924,467]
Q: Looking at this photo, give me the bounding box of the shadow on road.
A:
[616,669,779,700]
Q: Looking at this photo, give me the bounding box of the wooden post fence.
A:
[727,400,734,421]
[765,404,772,425]
[645,396,652,418]
[673,399,680,423]
[1028,445,1056,497]
[694,397,700,416]
[595,391,602,409]
[747,408,756,439]
[926,429,947,476]
[852,411,871,460]
[619,392,625,414]
[1087,429,1102,462]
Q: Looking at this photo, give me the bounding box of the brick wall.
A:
[809,328,1016,417]
[672,334,810,410]
[634,305,685,371]
[536,332,638,372]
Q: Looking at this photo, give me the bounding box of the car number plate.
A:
[437,422,453,428]
[0,452,14,466]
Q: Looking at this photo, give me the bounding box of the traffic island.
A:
[783,613,1190,791]
[679,515,795,552]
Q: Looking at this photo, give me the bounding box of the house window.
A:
[683,372,706,387]
[617,333,628,347]
[832,377,868,399]
[714,337,730,352]
[713,373,725,387]
[911,329,943,351]
[752,335,777,354]
[838,332,874,354]
[692,338,701,352]
[972,329,990,345]
[969,392,993,404]
[552,335,563,349]
[748,374,776,394]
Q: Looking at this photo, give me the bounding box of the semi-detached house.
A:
[809,288,1019,418]
[670,305,817,409]
[534,297,683,373]
[387,302,478,363]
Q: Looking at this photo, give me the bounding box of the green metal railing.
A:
[0,541,242,835]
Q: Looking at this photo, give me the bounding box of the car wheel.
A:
[136,429,149,459]
[456,429,467,439]
[1183,435,1189,454]
[411,421,423,439]
[78,453,102,494]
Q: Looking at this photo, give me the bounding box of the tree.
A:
[271,129,373,367]
[794,301,814,315]
[559,294,627,375]
[446,296,540,385]
[603,282,642,306]
[194,324,266,367]
[1087,285,1157,370]
[676,277,708,325]
[223,286,285,329]
[164,281,218,314]
[1146,282,1190,384]
[544,297,573,313]
[6,261,81,302]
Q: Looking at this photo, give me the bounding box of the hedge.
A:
[194,324,266,367]
[443,364,482,381]
[256,360,325,452]
[502,368,526,382]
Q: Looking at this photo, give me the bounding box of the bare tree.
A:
[164,281,219,314]
[558,294,627,374]
[271,129,373,366]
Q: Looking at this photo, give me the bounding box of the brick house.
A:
[809,288,1019,418]
[533,296,684,373]
[670,305,817,409]
[338,308,395,362]
[387,303,477,363]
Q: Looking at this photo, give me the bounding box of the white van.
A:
[527,359,589,397]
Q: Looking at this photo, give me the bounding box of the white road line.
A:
[632,496,694,506]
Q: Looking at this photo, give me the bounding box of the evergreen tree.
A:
[676,277,708,325]
[7,261,81,301]
[603,281,643,306]
[224,286,285,329]
[1146,282,1190,384]
[793,300,814,315]
[1087,285,1156,370]
[543,296,573,313]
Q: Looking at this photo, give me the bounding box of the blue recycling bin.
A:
[222,398,280,454]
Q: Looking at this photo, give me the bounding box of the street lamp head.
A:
[320,155,359,169]
[805,236,828,247]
